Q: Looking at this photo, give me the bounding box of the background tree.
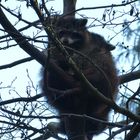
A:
[0,0,140,140]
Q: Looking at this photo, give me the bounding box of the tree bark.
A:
[63,0,77,17]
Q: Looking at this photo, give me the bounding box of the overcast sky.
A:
[0,0,139,139]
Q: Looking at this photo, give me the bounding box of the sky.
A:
[0,0,139,140]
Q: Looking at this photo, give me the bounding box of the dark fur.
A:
[42,17,118,140]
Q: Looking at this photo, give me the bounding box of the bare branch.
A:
[0,57,33,70]
[0,94,43,106]
[106,125,132,140]
[125,123,140,140]
[0,7,46,66]
[67,0,139,15]
[119,70,140,84]
[1,1,140,130]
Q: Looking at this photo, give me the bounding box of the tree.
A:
[0,0,140,140]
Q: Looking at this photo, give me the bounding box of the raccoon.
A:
[42,17,118,140]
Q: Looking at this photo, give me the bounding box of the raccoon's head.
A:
[53,17,88,50]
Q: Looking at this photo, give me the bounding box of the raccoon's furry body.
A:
[42,17,118,140]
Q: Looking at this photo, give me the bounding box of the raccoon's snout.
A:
[60,37,74,46]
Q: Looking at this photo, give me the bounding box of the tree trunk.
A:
[63,0,77,17]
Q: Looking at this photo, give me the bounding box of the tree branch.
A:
[0,7,46,66]
[119,70,140,84]
[0,57,33,70]
[125,123,140,140]
[106,125,132,140]
[66,0,139,15]
[0,3,140,124]
[0,6,71,82]
[0,94,43,106]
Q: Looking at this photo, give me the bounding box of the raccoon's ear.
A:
[77,19,87,27]
[106,43,115,51]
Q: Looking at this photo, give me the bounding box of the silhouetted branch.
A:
[125,123,140,140]
[0,1,140,127]
[0,7,46,66]
[0,94,43,106]
[0,57,33,70]
[67,0,139,15]
[119,70,140,84]
[106,125,133,140]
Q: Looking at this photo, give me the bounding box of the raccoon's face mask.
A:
[57,30,85,50]
[52,18,88,50]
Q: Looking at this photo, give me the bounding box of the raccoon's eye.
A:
[58,30,71,38]
[58,31,66,38]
